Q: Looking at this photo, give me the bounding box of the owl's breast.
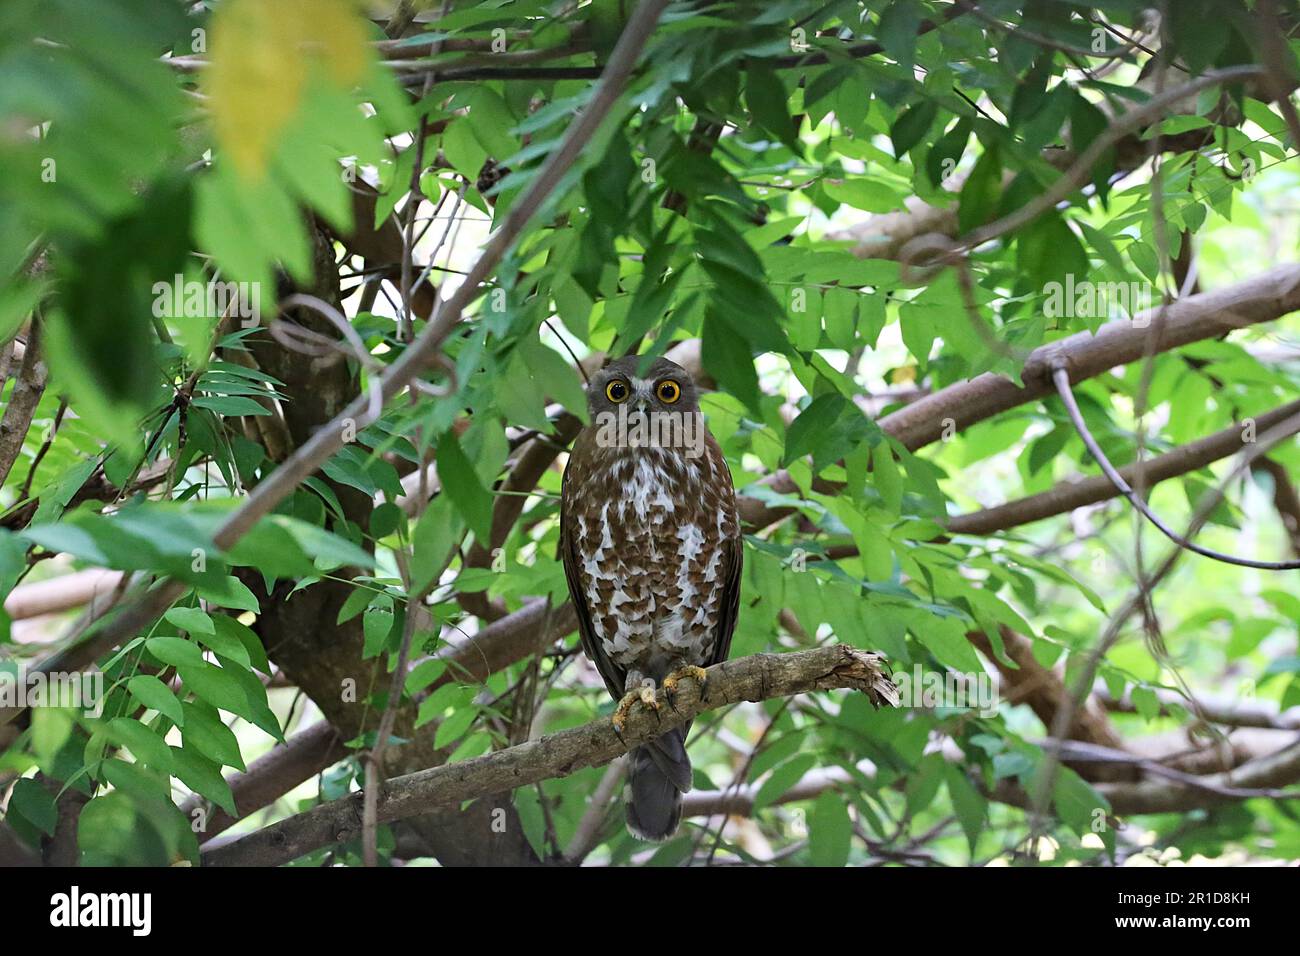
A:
[570,449,722,673]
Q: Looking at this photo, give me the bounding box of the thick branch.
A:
[1081,738,1300,815]
[879,263,1300,452]
[949,399,1300,536]
[201,645,897,866]
[736,266,1300,533]
[3,569,125,622]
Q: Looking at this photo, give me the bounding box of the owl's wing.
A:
[560,468,627,701]
[707,529,743,668]
[704,429,744,668]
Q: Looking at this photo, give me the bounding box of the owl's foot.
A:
[611,679,660,735]
[662,664,708,709]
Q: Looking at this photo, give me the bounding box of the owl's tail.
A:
[625,727,691,842]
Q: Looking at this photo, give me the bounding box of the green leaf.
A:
[213,653,284,741]
[433,704,478,750]
[99,757,169,803]
[701,311,760,415]
[914,617,984,673]
[878,0,924,71]
[464,87,519,160]
[945,764,987,855]
[127,675,185,727]
[362,605,397,660]
[926,116,971,188]
[1018,212,1089,300]
[212,615,271,675]
[337,584,377,625]
[194,619,252,668]
[957,143,1002,234]
[369,502,404,539]
[441,118,489,181]
[872,440,903,513]
[437,430,495,544]
[193,575,261,613]
[165,607,215,635]
[180,702,245,771]
[107,717,175,772]
[146,636,206,669]
[47,176,190,449]
[890,100,937,158]
[7,778,57,835]
[753,753,818,811]
[410,495,466,594]
[177,661,254,717]
[1052,765,1110,837]
[746,64,800,154]
[783,394,849,467]
[171,745,238,817]
[190,395,271,417]
[809,789,852,866]
[279,517,376,571]
[523,337,590,424]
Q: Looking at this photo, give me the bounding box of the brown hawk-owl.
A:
[560,356,742,841]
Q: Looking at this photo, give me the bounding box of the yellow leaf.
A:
[303,0,368,86]
[205,0,370,181]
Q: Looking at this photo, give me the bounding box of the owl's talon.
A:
[611,680,660,735]
[662,665,709,706]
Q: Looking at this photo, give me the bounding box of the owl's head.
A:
[587,356,700,417]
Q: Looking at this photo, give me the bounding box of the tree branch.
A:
[0,324,47,488]
[878,263,1300,452]
[1052,366,1300,569]
[1099,684,1300,732]
[736,265,1300,533]
[201,645,897,866]
[1067,738,1300,815]
[1252,456,1300,557]
[3,569,125,622]
[950,398,1300,536]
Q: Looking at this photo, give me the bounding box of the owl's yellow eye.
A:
[656,379,681,404]
[605,379,630,403]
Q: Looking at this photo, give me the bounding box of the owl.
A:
[560,356,742,841]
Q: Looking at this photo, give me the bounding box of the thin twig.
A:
[1052,366,1300,570]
